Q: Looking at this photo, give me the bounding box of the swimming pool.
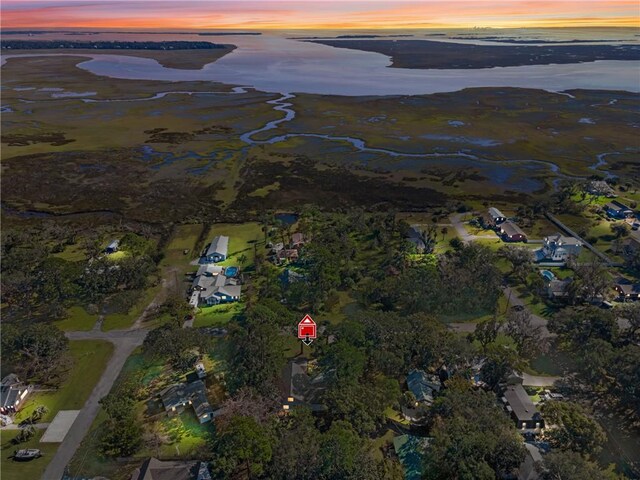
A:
[540,270,555,281]
[225,266,238,277]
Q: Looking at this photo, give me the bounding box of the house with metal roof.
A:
[203,235,229,263]
[105,239,120,254]
[500,221,527,243]
[488,207,507,225]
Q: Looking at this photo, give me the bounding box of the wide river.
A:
[4,33,640,95]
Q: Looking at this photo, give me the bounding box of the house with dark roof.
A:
[282,358,328,412]
[0,375,31,414]
[406,369,441,406]
[488,207,507,225]
[535,233,582,263]
[605,201,634,219]
[130,458,212,480]
[546,278,572,300]
[622,236,640,260]
[614,282,640,301]
[159,380,215,424]
[500,221,527,242]
[203,235,229,263]
[502,384,544,432]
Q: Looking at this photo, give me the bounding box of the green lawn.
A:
[15,340,114,424]
[0,429,59,480]
[155,411,214,457]
[438,294,508,324]
[206,222,263,268]
[54,305,98,332]
[168,224,204,252]
[52,243,86,262]
[102,285,159,331]
[194,302,244,328]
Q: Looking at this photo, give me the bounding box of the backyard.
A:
[14,340,114,424]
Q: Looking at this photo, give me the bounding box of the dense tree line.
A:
[549,305,640,418]
[1,40,227,50]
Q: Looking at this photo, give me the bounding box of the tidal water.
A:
[3,32,639,95]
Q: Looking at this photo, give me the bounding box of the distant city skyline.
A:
[3,0,639,29]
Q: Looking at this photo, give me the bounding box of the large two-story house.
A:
[535,233,582,263]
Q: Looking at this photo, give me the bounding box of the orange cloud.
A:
[2,1,639,29]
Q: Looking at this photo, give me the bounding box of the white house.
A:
[535,233,582,262]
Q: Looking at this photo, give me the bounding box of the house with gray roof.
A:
[406,369,441,406]
[130,457,212,480]
[159,380,215,424]
[0,375,31,414]
[203,235,229,263]
[189,269,242,308]
[488,207,507,225]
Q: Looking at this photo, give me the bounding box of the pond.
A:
[275,213,299,225]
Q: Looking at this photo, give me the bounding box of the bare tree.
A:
[505,308,547,359]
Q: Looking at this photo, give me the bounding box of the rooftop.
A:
[205,235,229,257]
[503,384,541,423]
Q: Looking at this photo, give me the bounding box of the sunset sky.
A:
[2,1,639,30]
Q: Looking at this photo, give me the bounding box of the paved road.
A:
[42,273,180,479]
[503,286,553,338]
[449,213,498,244]
[41,329,147,480]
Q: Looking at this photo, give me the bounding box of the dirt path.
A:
[449,213,497,244]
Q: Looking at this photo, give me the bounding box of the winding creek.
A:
[3,33,636,194]
[238,92,592,189]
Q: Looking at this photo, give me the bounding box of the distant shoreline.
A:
[308,39,640,70]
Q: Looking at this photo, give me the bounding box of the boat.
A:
[14,449,42,461]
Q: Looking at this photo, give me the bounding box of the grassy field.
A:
[15,340,114,424]
[155,411,214,457]
[102,286,159,331]
[54,306,98,332]
[52,243,86,262]
[205,222,263,268]
[194,302,244,328]
[0,429,60,480]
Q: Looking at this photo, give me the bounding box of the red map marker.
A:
[298,314,317,345]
